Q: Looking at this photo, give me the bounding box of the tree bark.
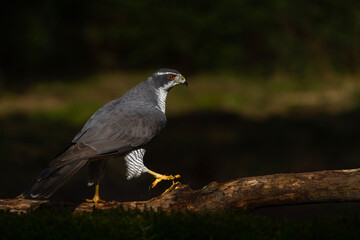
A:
[1,168,360,214]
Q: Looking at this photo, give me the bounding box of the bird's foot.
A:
[86,184,105,208]
[151,174,181,188]
[86,196,105,208]
[161,181,180,195]
[147,169,181,189]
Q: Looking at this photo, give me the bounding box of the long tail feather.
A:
[22,160,87,199]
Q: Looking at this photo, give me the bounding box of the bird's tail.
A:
[22,159,87,199]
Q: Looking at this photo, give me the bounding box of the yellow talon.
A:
[162,181,180,195]
[147,169,181,189]
[86,184,105,208]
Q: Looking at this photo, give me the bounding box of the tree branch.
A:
[2,168,360,213]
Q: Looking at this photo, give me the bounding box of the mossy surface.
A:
[0,208,359,240]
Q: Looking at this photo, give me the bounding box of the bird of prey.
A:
[23,68,187,207]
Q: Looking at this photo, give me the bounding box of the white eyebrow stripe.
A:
[154,71,178,76]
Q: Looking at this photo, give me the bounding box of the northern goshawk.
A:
[22,68,187,207]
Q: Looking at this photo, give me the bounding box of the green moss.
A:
[0,208,359,240]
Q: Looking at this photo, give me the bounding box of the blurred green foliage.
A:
[0,208,360,239]
[0,0,359,86]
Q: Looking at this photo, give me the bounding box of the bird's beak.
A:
[179,75,188,87]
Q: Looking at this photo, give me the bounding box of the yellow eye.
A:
[169,74,175,80]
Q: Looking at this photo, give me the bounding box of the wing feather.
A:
[75,104,167,156]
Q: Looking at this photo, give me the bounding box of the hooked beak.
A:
[179,75,188,87]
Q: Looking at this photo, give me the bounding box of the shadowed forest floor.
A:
[1,208,360,240]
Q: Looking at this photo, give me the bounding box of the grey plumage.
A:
[23,68,187,199]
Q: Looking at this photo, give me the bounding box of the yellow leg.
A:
[147,169,181,189]
[86,184,105,208]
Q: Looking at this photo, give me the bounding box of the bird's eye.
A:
[169,74,175,80]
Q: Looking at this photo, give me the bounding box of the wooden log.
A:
[1,168,360,214]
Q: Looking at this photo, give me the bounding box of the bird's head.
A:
[148,68,188,91]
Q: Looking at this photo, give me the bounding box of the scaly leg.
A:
[147,169,181,190]
[86,184,105,208]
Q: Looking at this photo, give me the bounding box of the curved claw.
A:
[151,178,162,189]
[151,174,181,189]
[86,197,106,208]
[161,181,180,195]
[147,169,181,189]
[86,184,105,208]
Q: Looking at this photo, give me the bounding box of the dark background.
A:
[1,0,359,86]
[0,0,360,219]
